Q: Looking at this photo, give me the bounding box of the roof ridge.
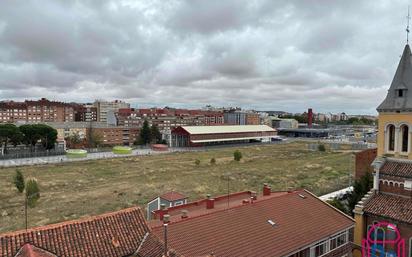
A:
[151,190,299,228]
[0,206,141,237]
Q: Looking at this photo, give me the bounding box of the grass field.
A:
[0,142,354,233]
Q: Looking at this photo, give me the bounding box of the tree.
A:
[210,158,216,165]
[38,124,58,150]
[13,170,25,193]
[347,172,373,214]
[19,124,42,152]
[327,198,348,214]
[195,159,200,165]
[234,150,242,161]
[150,124,162,144]
[139,120,151,145]
[65,132,82,148]
[0,124,20,154]
[26,178,40,208]
[89,131,103,148]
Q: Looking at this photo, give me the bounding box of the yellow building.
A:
[353,44,412,257]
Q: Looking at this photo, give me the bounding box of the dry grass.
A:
[0,142,354,233]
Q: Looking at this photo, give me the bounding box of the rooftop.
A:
[0,207,174,257]
[151,189,354,257]
[379,158,412,178]
[364,193,412,224]
[160,191,187,202]
[179,125,276,135]
[377,44,412,112]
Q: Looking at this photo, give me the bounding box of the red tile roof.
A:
[14,244,56,257]
[151,190,354,257]
[380,159,412,177]
[364,193,412,223]
[160,191,187,202]
[0,207,172,257]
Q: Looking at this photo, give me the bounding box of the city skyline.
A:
[0,1,410,114]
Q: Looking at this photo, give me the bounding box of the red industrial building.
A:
[170,125,277,147]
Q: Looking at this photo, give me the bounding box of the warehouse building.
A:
[170,125,276,147]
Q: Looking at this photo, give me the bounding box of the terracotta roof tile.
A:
[380,159,412,177]
[0,207,169,257]
[152,190,354,257]
[364,193,412,223]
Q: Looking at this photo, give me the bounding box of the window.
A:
[402,125,409,152]
[399,89,404,97]
[388,125,395,151]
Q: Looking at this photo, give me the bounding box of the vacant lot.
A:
[0,142,354,233]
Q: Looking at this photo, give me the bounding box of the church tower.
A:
[377,44,412,158]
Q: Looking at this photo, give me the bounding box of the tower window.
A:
[398,89,404,97]
[388,125,395,151]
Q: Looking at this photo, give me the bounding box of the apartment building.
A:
[0,98,75,123]
[94,100,130,123]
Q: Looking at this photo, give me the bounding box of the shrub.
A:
[318,144,326,152]
[234,150,242,161]
[26,178,40,208]
[195,159,200,165]
[13,170,25,193]
[210,158,216,165]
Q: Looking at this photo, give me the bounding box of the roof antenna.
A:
[407,6,411,44]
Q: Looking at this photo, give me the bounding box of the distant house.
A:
[149,185,355,257]
[0,207,180,257]
[147,191,188,220]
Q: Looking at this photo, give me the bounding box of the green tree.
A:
[347,172,373,214]
[0,124,21,154]
[26,178,40,208]
[234,150,242,161]
[19,124,42,151]
[139,120,151,145]
[210,158,216,165]
[13,170,25,193]
[327,198,348,214]
[89,131,103,148]
[150,124,162,144]
[37,124,58,150]
[195,159,200,165]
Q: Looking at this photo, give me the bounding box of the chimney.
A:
[159,204,168,221]
[308,108,313,128]
[251,191,257,200]
[263,183,271,196]
[181,210,188,219]
[206,194,215,209]
[242,199,250,204]
[287,187,294,193]
[163,214,170,224]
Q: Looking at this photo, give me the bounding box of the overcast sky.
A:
[0,0,410,114]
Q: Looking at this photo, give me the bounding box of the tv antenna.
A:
[407,6,411,44]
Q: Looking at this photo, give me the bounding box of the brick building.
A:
[354,148,377,180]
[0,101,27,123]
[149,185,354,257]
[0,98,76,123]
[73,104,97,122]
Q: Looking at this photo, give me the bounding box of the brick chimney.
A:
[206,194,215,209]
[251,191,257,200]
[263,183,271,196]
[308,108,313,128]
[163,214,170,224]
[159,203,168,221]
[181,210,188,219]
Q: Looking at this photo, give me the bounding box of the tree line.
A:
[0,124,58,154]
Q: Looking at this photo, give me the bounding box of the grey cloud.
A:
[0,0,409,114]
